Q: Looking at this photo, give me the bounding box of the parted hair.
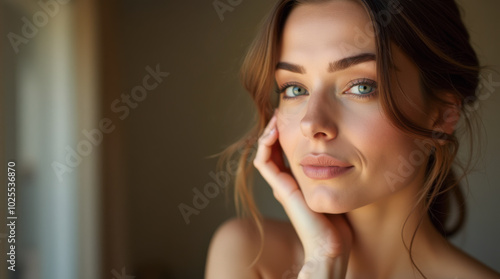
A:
[219,0,481,277]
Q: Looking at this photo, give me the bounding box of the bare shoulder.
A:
[433,242,500,279]
[205,217,302,279]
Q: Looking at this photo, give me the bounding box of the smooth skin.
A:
[206,1,500,278]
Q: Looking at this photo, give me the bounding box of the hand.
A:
[253,109,353,278]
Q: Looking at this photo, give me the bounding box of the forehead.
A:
[280,0,376,61]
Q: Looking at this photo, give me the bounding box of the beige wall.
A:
[452,0,500,270]
[117,1,278,277]
[115,0,500,277]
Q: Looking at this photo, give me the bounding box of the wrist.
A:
[299,254,349,279]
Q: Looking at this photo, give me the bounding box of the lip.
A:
[300,154,353,180]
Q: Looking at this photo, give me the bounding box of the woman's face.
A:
[276,0,433,213]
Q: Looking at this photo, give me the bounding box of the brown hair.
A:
[219,0,480,276]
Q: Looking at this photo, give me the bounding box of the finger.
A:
[270,141,290,173]
[254,122,301,203]
[261,113,278,138]
[254,114,278,157]
[257,113,286,166]
[255,149,335,254]
[254,127,307,214]
[253,117,280,178]
[254,114,299,202]
[253,113,334,241]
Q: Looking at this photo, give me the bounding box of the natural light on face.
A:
[275,0,432,214]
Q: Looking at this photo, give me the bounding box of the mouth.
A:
[301,165,353,180]
[300,154,353,180]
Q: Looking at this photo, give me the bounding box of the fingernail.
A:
[269,127,276,135]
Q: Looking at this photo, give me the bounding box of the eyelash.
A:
[275,78,378,101]
[274,82,307,100]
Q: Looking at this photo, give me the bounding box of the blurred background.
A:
[0,0,498,278]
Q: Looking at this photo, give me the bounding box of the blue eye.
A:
[344,79,378,98]
[350,84,375,95]
[275,83,308,100]
[284,85,307,97]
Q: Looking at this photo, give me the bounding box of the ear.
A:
[430,92,461,143]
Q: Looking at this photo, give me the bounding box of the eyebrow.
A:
[276,61,306,74]
[276,53,376,74]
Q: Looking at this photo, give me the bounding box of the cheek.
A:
[341,103,401,152]
[350,109,422,189]
[276,112,301,161]
[353,114,404,152]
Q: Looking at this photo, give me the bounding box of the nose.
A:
[300,92,338,141]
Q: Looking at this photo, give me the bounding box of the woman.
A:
[206,0,500,278]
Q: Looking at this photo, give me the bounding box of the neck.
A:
[345,180,448,278]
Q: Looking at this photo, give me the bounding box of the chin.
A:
[302,185,356,214]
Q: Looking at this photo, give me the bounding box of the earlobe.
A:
[431,93,461,144]
[440,103,461,133]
